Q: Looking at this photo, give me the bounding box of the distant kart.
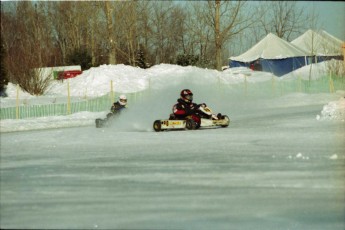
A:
[95,113,116,128]
[153,105,230,132]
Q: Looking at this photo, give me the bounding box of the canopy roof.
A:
[229,33,307,62]
[291,30,344,56]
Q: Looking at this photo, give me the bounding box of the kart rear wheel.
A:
[186,118,197,130]
[221,115,230,127]
[153,120,162,132]
[95,118,103,128]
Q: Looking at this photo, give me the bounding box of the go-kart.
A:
[153,104,230,132]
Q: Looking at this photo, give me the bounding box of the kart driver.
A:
[107,94,127,118]
[172,89,205,120]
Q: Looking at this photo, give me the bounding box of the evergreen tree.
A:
[66,48,92,70]
[0,36,9,97]
[135,48,148,69]
[176,54,199,66]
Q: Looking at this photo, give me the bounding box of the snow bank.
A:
[2,61,340,102]
[47,64,149,97]
[317,96,345,121]
[4,83,35,99]
[281,60,344,80]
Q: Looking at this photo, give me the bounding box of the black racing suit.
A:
[172,98,199,120]
[111,101,126,114]
[106,101,126,119]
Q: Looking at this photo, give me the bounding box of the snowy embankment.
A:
[317,96,345,121]
[0,61,344,133]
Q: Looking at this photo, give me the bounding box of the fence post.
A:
[298,76,302,93]
[67,79,71,114]
[16,84,19,119]
[244,74,248,96]
[329,71,335,93]
[271,76,276,95]
[341,42,345,68]
[110,80,114,102]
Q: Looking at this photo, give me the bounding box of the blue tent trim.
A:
[229,57,306,76]
[229,55,343,77]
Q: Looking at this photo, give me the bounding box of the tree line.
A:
[1,1,311,95]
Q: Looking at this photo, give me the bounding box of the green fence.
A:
[231,74,344,97]
[1,75,344,120]
[0,91,146,120]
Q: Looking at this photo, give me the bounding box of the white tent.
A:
[229,33,308,76]
[291,29,343,56]
[230,33,307,63]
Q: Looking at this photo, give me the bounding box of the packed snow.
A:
[0,61,344,229]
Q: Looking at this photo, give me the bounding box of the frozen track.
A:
[1,104,344,229]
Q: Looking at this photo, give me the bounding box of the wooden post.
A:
[329,71,335,93]
[67,80,71,114]
[244,75,248,96]
[16,85,19,119]
[110,80,114,102]
[298,76,302,93]
[342,43,345,67]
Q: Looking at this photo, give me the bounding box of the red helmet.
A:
[180,89,193,103]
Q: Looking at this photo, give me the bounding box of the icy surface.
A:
[0,63,344,229]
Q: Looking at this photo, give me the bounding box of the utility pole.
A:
[105,1,116,64]
[215,0,221,71]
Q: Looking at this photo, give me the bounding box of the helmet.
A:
[118,94,127,105]
[180,89,193,103]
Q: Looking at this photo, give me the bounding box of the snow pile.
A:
[329,154,338,160]
[281,59,343,80]
[222,67,276,83]
[2,61,340,101]
[4,83,35,99]
[316,96,345,121]
[47,64,149,97]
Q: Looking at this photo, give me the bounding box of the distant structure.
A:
[229,30,344,77]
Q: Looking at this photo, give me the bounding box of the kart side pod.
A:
[153,115,229,132]
[153,119,187,132]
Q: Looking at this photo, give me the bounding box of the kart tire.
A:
[153,120,162,132]
[221,115,230,127]
[186,118,197,130]
[95,118,103,128]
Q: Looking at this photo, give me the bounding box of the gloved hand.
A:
[198,103,207,108]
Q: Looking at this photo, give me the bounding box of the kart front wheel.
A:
[221,115,230,127]
[153,120,162,132]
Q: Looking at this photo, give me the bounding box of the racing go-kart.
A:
[95,112,117,128]
[153,104,230,132]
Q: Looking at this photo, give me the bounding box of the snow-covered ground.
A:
[0,62,344,229]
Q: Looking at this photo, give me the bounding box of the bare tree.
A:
[104,1,116,64]
[112,1,139,65]
[257,1,307,41]
[4,0,313,94]
[149,1,186,64]
[188,1,252,70]
[1,1,53,95]
[151,1,173,63]
[186,2,214,68]
[47,2,91,64]
[135,1,155,65]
